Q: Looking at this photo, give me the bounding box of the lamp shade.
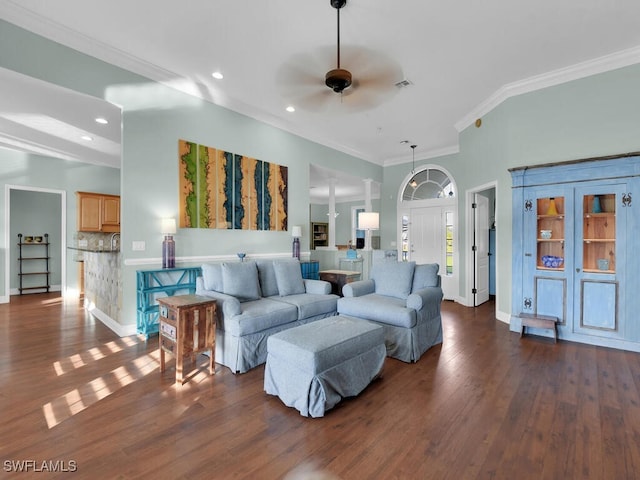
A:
[161,218,177,235]
[291,225,302,238]
[358,212,379,230]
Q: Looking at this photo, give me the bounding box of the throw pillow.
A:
[273,261,305,296]
[201,263,223,291]
[412,263,439,292]
[256,259,279,297]
[221,261,261,302]
[372,261,416,299]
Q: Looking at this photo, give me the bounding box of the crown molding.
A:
[0,1,378,165]
[383,145,460,167]
[455,44,640,133]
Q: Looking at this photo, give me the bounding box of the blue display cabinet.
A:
[510,154,640,351]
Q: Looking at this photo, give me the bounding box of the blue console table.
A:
[136,267,201,337]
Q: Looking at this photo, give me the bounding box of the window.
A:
[403,168,455,201]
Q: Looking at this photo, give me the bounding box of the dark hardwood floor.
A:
[2,293,640,479]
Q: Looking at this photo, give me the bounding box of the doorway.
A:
[4,185,66,300]
[465,183,497,308]
[398,165,458,300]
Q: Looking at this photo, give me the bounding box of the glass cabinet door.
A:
[536,197,565,271]
[582,193,616,273]
[574,185,625,339]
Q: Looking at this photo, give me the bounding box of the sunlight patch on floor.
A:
[52,337,143,376]
[43,350,161,429]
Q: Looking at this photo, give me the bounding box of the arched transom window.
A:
[403,168,455,201]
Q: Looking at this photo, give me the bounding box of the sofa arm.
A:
[196,277,241,317]
[304,279,332,295]
[407,286,444,311]
[342,279,375,297]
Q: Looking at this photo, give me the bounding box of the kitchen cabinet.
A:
[510,154,639,351]
[77,191,120,232]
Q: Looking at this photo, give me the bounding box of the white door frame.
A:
[3,185,67,302]
[464,181,497,308]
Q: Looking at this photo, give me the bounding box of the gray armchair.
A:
[337,261,443,362]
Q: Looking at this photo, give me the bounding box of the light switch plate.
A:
[132,241,145,251]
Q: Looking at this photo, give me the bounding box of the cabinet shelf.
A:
[583,239,615,243]
[584,213,615,218]
[583,268,615,274]
[537,239,565,242]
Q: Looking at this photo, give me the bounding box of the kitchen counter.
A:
[68,246,120,253]
[81,249,122,325]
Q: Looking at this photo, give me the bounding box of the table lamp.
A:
[161,218,176,268]
[291,225,302,259]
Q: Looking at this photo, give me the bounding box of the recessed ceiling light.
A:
[400,140,410,144]
[212,71,224,80]
[286,106,295,113]
[95,117,108,124]
[81,135,93,141]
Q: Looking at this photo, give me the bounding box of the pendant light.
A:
[409,144,418,188]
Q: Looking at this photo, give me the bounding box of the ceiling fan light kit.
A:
[325,68,352,93]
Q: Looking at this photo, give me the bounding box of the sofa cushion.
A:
[201,263,223,292]
[272,293,338,319]
[337,294,416,328]
[256,259,279,298]
[221,261,261,302]
[223,298,298,336]
[273,261,305,296]
[371,261,416,300]
[412,263,439,292]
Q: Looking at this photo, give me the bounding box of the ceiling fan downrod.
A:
[325,0,352,94]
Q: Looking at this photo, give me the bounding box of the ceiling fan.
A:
[276,0,403,112]
[325,0,352,94]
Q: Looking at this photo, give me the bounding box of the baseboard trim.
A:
[85,301,137,337]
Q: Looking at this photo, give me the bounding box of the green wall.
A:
[382,64,640,319]
[0,20,382,327]
[311,199,382,247]
[4,17,640,329]
[0,148,120,299]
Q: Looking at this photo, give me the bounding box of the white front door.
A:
[407,206,456,300]
[474,194,490,306]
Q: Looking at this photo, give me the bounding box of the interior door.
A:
[410,207,442,266]
[409,206,458,299]
[473,194,490,306]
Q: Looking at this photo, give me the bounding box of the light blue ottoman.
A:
[264,315,385,417]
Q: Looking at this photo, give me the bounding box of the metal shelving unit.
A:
[17,233,51,294]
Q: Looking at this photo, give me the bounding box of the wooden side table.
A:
[158,295,216,385]
[319,270,362,296]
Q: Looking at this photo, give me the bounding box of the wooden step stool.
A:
[519,313,558,343]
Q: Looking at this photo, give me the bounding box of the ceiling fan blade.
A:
[278,42,404,113]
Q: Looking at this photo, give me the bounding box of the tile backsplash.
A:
[74,231,120,250]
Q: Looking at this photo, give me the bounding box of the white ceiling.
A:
[2,0,640,199]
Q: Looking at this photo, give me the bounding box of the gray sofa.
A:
[337,261,443,363]
[196,259,338,373]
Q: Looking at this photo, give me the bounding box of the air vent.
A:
[395,79,413,88]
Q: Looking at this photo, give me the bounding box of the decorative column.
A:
[328,177,337,249]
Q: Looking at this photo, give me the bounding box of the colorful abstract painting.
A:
[178,139,287,231]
